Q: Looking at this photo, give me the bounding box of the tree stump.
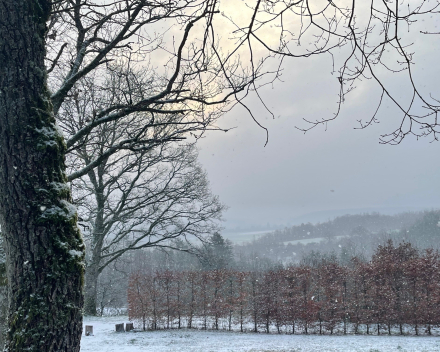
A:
[85,326,93,336]
[115,323,125,332]
[125,323,134,332]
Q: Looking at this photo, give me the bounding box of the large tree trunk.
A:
[84,262,99,316]
[83,179,105,316]
[83,229,104,316]
[0,1,85,351]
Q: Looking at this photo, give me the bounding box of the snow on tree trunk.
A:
[0,1,85,351]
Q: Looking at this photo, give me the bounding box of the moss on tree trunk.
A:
[0,1,85,351]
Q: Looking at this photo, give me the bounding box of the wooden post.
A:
[85,326,93,336]
[125,323,134,332]
[115,323,125,332]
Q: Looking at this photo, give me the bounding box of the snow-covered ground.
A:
[81,316,440,352]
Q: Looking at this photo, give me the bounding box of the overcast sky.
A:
[196,35,440,230]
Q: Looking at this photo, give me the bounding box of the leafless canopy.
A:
[47,0,270,179]
[74,141,224,273]
[46,0,440,156]
[225,0,440,144]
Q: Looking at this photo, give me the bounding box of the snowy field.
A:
[81,316,440,352]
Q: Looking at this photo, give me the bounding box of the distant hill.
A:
[233,210,440,264]
[287,206,431,226]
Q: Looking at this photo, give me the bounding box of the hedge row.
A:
[128,241,440,335]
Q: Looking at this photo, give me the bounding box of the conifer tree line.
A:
[128,241,440,335]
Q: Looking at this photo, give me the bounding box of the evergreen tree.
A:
[201,233,234,270]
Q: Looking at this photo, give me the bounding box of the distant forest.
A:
[234,210,440,265]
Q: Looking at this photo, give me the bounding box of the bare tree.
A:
[73,138,223,315]
[52,56,227,316]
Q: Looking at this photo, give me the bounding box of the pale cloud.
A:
[197,6,440,229]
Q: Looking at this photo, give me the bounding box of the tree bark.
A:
[0,1,85,351]
[83,184,105,316]
[84,263,99,316]
[0,256,7,350]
